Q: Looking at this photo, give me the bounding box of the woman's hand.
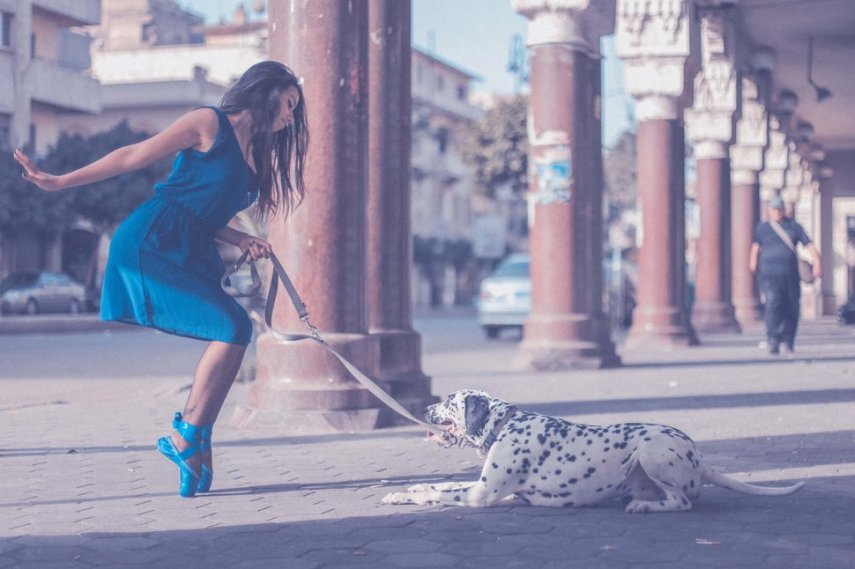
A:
[13,149,65,192]
[238,236,273,262]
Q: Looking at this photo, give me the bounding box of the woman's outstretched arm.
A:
[13,108,218,192]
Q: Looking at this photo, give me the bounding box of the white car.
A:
[478,253,531,339]
[0,272,88,315]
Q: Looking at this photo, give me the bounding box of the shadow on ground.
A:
[2,479,853,569]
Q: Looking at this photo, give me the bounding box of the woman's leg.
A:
[171,341,247,473]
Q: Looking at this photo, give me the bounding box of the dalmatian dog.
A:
[382,390,804,513]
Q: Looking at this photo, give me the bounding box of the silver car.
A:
[478,253,531,339]
[0,272,87,315]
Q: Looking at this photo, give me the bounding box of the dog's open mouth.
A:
[426,420,454,442]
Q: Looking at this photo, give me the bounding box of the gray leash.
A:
[222,251,446,436]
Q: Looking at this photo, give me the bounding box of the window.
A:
[30,32,35,57]
[457,85,467,100]
[436,128,449,154]
[1,12,12,48]
[29,123,36,152]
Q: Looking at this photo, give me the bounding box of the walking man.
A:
[749,197,822,354]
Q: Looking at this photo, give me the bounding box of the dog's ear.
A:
[464,394,491,437]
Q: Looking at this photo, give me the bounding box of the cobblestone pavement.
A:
[2,318,855,568]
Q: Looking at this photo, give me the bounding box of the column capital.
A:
[734,79,768,149]
[759,121,789,192]
[615,0,698,120]
[684,5,739,149]
[730,145,763,181]
[783,153,806,204]
[512,0,614,51]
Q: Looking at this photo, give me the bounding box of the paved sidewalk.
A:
[2,318,855,568]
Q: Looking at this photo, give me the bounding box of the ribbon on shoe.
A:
[221,251,447,438]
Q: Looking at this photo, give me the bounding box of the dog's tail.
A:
[701,467,804,496]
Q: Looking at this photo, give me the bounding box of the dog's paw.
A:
[382,492,412,505]
[625,500,651,514]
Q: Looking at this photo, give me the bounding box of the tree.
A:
[603,130,637,214]
[461,96,528,196]
[39,120,171,232]
[0,146,72,237]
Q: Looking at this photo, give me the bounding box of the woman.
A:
[13,61,309,498]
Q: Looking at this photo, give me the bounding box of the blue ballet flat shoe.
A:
[156,412,203,498]
[197,423,214,493]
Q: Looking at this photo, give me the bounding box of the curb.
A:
[0,314,131,335]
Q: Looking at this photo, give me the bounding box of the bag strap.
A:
[768,220,797,253]
[224,252,446,436]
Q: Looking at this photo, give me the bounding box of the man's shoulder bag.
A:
[768,220,814,284]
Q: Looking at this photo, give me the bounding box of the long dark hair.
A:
[220,61,309,220]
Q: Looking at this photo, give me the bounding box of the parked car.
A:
[478,253,531,339]
[0,271,88,315]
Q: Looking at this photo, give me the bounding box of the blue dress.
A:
[100,107,258,345]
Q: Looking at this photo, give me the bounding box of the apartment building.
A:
[411,48,483,242]
[60,1,265,136]
[0,0,101,154]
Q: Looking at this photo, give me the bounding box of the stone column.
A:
[818,171,836,313]
[616,0,699,348]
[245,1,386,433]
[684,6,740,333]
[729,77,768,328]
[512,0,619,369]
[758,118,789,219]
[781,149,804,215]
[792,163,823,319]
[365,0,435,420]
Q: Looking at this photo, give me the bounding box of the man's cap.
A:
[768,197,785,210]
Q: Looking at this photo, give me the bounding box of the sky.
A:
[179,0,633,146]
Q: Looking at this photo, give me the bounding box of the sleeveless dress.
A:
[100,107,258,345]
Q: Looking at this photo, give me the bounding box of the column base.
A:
[625,306,699,349]
[230,400,384,434]
[733,298,763,328]
[692,301,741,333]
[522,312,622,370]
[822,290,837,316]
[233,330,434,434]
[521,339,621,371]
[370,329,437,427]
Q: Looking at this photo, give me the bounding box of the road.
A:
[0,313,504,381]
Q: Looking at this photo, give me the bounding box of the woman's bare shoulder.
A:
[183,107,221,152]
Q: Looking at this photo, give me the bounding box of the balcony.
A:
[27,58,101,114]
[32,0,100,26]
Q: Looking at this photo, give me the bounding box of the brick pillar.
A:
[819,175,836,314]
[628,114,697,347]
[513,0,619,370]
[243,0,387,433]
[366,0,435,421]
[692,150,739,333]
[684,5,740,334]
[729,76,769,328]
[730,172,762,326]
[616,0,699,348]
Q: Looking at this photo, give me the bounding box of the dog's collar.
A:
[479,406,517,455]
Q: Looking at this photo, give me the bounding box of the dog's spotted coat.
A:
[383,390,804,512]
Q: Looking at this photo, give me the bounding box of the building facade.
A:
[0,0,102,279]
[0,0,101,154]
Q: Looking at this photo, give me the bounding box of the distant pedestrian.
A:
[13,61,309,497]
[749,197,821,355]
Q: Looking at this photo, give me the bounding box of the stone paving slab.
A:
[2,318,855,568]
